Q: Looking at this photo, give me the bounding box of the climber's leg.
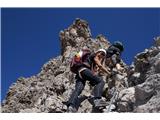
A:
[79,69,107,107]
[67,75,86,112]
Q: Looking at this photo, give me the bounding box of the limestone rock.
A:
[117,37,160,112]
[1,18,160,113]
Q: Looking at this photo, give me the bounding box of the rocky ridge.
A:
[1,18,160,113]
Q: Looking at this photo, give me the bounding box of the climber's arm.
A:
[111,54,123,71]
[94,52,110,74]
[116,63,123,71]
[94,52,102,67]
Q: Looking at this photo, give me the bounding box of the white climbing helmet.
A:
[96,49,106,55]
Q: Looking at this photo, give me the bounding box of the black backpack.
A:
[106,45,121,58]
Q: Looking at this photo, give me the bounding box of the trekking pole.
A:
[105,78,121,113]
[105,87,118,113]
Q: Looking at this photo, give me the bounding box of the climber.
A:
[67,48,110,112]
[105,41,125,112]
[106,41,124,74]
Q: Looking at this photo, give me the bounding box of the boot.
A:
[93,99,108,108]
[67,106,77,113]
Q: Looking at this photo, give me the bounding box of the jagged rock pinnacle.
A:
[1,19,160,113]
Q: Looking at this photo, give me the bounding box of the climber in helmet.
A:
[106,41,124,72]
[67,48,110,112]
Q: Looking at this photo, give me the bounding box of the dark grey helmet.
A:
[113,41,124,52]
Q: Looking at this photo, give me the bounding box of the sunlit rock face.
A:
[2,19,160,113]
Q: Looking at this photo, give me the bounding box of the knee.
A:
[95,77,105,85]
[100,79,105,86]
[75,82,85,93]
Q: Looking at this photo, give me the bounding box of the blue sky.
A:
[1,8,160,102]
